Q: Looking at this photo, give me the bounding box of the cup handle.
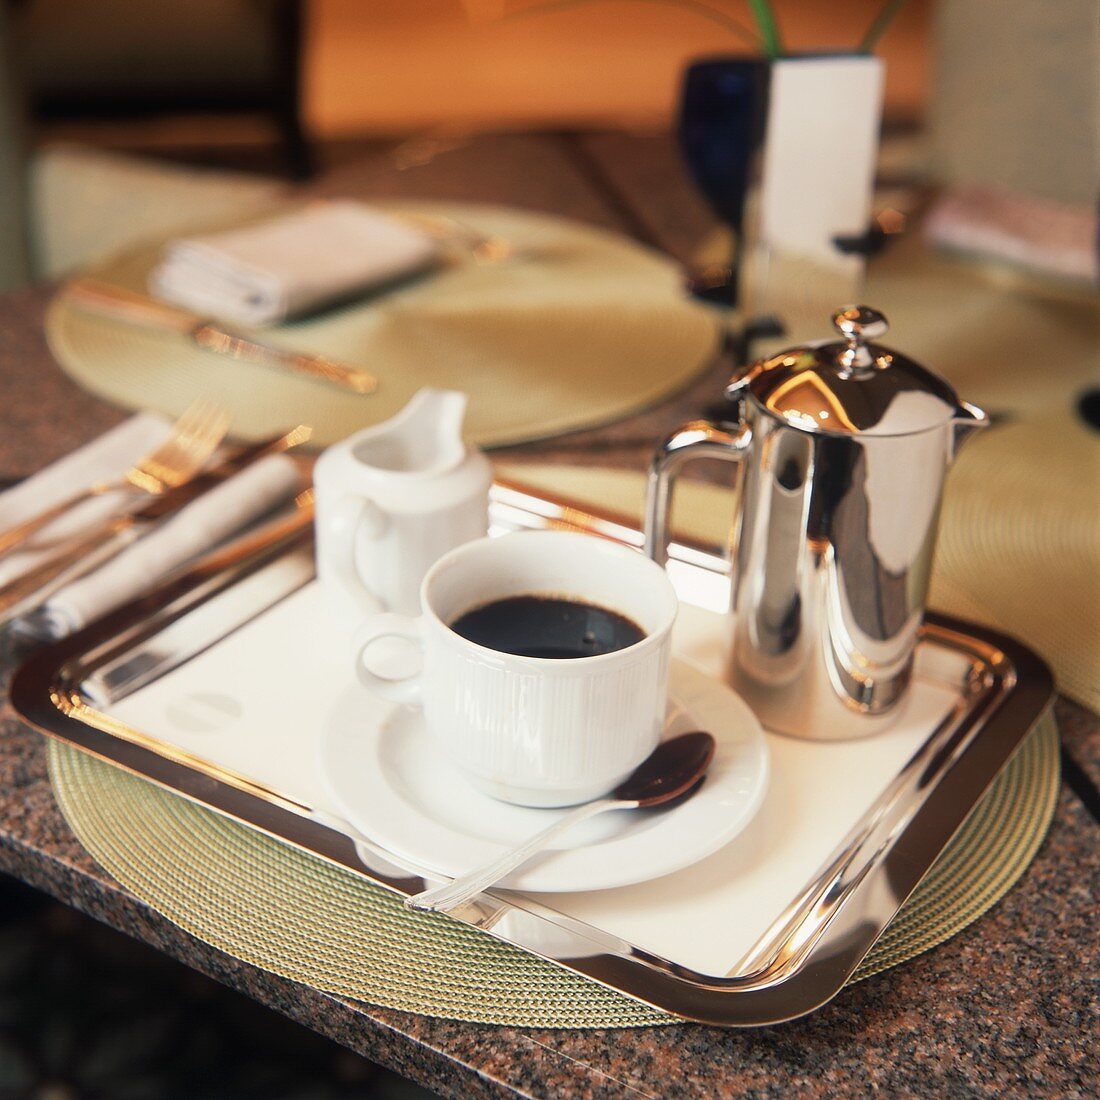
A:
[326,494,388,615]
[354,613,425,705]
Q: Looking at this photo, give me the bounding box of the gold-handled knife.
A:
[63,279,378,395]
[0,427,311,626]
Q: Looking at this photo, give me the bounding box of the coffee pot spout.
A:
[952,401,989,455]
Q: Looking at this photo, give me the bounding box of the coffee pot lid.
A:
[727,306,968,436]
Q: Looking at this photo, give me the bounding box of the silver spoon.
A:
[404,731,716,914]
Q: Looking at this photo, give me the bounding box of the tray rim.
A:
[8,479,1055,1026]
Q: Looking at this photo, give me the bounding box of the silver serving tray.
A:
[10,480,1054,1026]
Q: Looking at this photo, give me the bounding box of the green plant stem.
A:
[745,0,782,58]
[858,0,908,52]
[500,0,763,49]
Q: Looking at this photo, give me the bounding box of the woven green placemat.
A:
[47,712,1058,1029]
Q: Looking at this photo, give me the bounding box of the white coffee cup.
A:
[354,530,679,807]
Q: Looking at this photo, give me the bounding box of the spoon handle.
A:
[404,796,636,913]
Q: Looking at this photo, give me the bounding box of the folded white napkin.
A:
[149,201,440,325]
[0,413,171,588]
[924,185,1099,283]
[30,454,302,640]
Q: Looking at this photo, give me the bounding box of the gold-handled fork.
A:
[392,212,516,265]
[0,400,231,559]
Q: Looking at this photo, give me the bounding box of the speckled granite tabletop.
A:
[0,134,1097,1098]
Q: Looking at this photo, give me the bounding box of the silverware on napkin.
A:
[0,399,230,559]
[77,490,317,704]
[63,279,378,395]
[0,427,310,628]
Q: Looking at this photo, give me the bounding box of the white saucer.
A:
[318,659,769,893]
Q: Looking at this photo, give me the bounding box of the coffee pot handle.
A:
[644,419,753,566]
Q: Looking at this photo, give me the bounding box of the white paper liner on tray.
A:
[104,581,962,978]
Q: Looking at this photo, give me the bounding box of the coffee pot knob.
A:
[832,305,889,372]
[832,304,889,342]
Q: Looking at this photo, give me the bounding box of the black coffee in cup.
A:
[450,595,645,659]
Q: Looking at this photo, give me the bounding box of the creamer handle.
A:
[643,419,753,567]
[325,494,388,615]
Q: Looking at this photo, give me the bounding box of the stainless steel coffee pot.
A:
[645,306,988,740]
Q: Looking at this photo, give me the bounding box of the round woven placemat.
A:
[47,712,1057,1029]
[46,202,721,450]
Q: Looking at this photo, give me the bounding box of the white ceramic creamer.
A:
[313,389,492,620]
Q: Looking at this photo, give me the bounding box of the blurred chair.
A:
[932,0,1099,206]
[13,0,310,177]
[0,9,31,289]
[0,0,308,289]
[30,144,285,278]
[929,0,1099,283]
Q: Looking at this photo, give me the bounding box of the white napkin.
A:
[0,413,171,588]
[924,185,1100,283]
[29,454,303,640]
[149,201,440,325]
